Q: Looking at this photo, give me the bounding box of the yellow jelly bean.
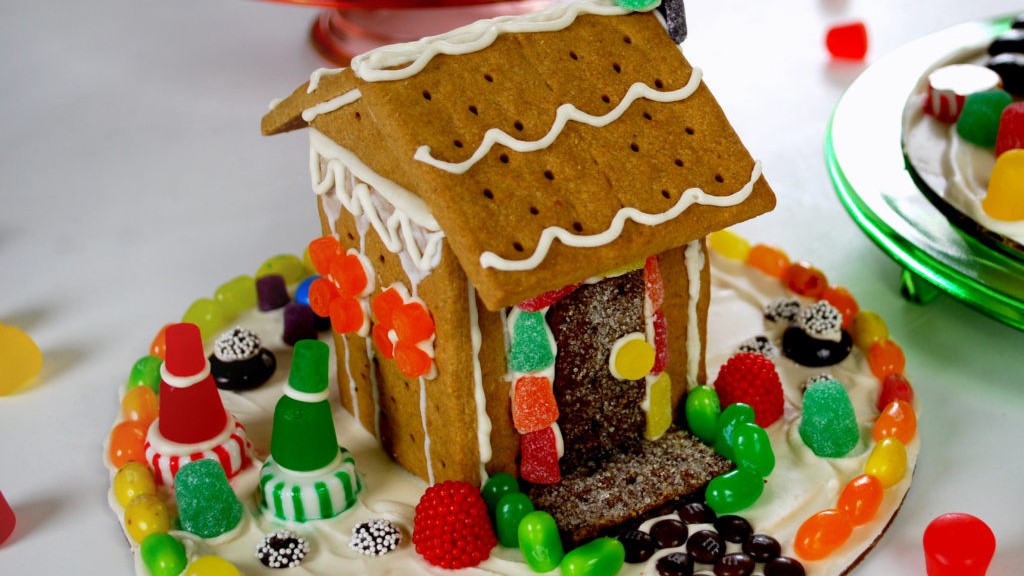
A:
[124,494,172,543]
[0,322,43,395]
[851,310,888,351]
[181,298,228,341]
[864,437,907,488]
[184,556,242,576]
[645,373,673,440]
[113,462,157,507]
[611,336,656,380]
[983,149,1024,220]
[709,229,751,260]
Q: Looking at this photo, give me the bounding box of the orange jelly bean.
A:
[795,509,854,560]
[873,399,917,444]
[109,420,150,468]
[821,286,859,329]
[149,324,170,359]
[837,474,884,526]
[121,385,159,429]
[783,262,828,298]
[746,244,791,278]
[867,339,905,380]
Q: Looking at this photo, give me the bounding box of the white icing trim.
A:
[308,67,345,93]
[468,281,493,484]
[146,414,239,456]
[414,68,704,174]
[684,240,704,388]
[302,88,362,123]
[283,385,330,404]
[160,361,211,389]
[419,376,435,485]
[341,337,360,425]
[480,161,763,271]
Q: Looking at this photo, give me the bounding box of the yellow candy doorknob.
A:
[0,322,43,395]
[983,149,1024,221]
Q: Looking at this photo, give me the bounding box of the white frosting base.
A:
[109,253,917,576]
[902,45,1024,245]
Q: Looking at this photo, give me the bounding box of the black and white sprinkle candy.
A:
[256,530,310,569]
[349,519,402,556]
[797,301,843,341]
[737,335,779,358]
[214,326,262,362]
[763,297,802,323]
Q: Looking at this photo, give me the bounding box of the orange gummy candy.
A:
[795,509,854,560]
[307,277,339,318]
[867,339,905,380]
[783,262,828,298]
[746,244,791,278]
[308,236,343,276]
[371,288,405,326]
[512,376,559,434]
[330,253,369,298]
[108,420,149,468]
[837,474,883,526]
[821,286,859,329]
[329,297,366,335]
[392,303,434,344]
[394,342,433,378]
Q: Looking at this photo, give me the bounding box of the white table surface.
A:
[2,0,1022,574]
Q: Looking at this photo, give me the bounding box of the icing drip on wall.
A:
[341,337,360,425]
[684,239,705,388]
[418,376,435,485]
[467,281,493,484]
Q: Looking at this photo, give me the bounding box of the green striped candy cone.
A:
[270,339,340,473]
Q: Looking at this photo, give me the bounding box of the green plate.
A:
[826,15,1024,330]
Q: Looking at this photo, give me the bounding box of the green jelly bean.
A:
[140,532,188,576]
[496,492,534,548]
[214,275,257,316]
[181,298,228,341]
[733,422,775,478]
[685,385,721,443]
[257,253,307,284]
[128,355,163,394]
[482,472,519,515]
[518,510,564,572]
[561,537,625,576]
[706,468,765,514]
[714,403,755,461]
[509,311,556,373]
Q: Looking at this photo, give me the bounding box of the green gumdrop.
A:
[174,459,244,539]
[509,311,555,373]
[685,385,721,443]
[128,355,163,394]
[181,298,228,341]
[140,532,188,576]
[799,378,859,458]
[561,537,626,576]
[714,403,755,461]
[257,254,306,284]
[706,468,764,514]
[214,275,257,316]
[518,510,564,572]
[732,422,775,478]
[482,472,519,515]
[495,492,534,548]
[615,0,659,11]
[956,89,1014,148]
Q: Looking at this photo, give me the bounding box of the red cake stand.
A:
[263,0,552,65]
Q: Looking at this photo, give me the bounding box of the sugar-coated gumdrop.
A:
[141,533,189,576]
[867,339,905,380]
[714,403,756,461]
[864,437,907,488]
[113,462,157,508]
[826,21,868,60]
[873,399,917,444]
[509,311,556,373]
[611,336,656,380]
[923,513,996,576]
[783,262,828,298]
[794,509,853,560]
[0,322,43,396]
[517,283,581,312]
[821,286,859,329]
[996,102,1024,156]
[150,325,170,359]
[257,253,306,284]
[519,427,561,484]
[983,148,1024,220]
[128,355,163,394]
[651,310,669,374]
[518,510,564,572]
[705,468,765,514]
[108,420,149,468]
[513,376,559,434]
[878,373,915,411]
[481,472,519,514]
[561,536,626,576]
[182,298,228,340]
[496,492,534,548]
[124,493,172,543]
[121,385,159,428]
[0,490,15,545]
[685,385,721,443]
[644,372,673,440]
[174,459,244,539]
[837,474,883,526]
[183,556,243,576]
[799,378,859,458]
[746,244,790,278]
[644,256,664,309]
[213,275,257,316]
[851,310,888,350]
[709,229,751,260]
[256,274,290,312]
[732,422,775,478]
[957,89,1014,147]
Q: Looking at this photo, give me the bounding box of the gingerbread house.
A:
[262,1,774,500]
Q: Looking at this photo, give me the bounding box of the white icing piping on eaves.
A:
[302,89,361,123]
[414,68,704,174]
[308,67,345,93]
[349,1,636,82]
[479,161,764,272]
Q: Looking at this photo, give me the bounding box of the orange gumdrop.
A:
[121,386,159,429]
[873,399,917,444]
[822,286,859,329]
[308,236,342,276]
[149,324,170,359]
[371,287,405,326]
[392,303,434,344]
[394,342,433,378]
[109,421,149,468]
[867,339,905,380]
[330,253,369,298]
[837,474,884,526]
[329,297,366,335]
[746,244,791,278]
[783,262,828,298]
[307,277,340,317]
[372,323,394,359]
[512,376,559,433]
[795,509,854,561]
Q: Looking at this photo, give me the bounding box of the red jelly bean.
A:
[923,513,996,576]
[867,339,906,380]
[0,491,14,545]
[512,376,559,433]
[873,399,917,444]
[877,373,915,412]
[783,262,828,298]
[746,244,790,278]
[108,420,149,468]
[520,427,561,484]
[821,286,859,329]
[837,474,884,526]
[794,509,853,560]
[308,236,343,276]
[826,21,868,60]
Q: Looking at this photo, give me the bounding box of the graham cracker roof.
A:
[263,6,774,311]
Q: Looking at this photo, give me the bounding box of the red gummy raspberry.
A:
[412,481,497,569]
[713,352,784,427]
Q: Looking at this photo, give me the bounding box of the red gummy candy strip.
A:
[516,282,581,312]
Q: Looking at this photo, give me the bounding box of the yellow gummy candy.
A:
[612,336,656,381]
[645,372,673,440]
[983,149,1024,221]
[0,322,43,395]
[184,556,242,576]
[709,229,751,261]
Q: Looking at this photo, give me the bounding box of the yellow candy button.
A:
[645,372,673,440]
[983,149,1024,221]
[610,334,656,381]
[0,322,43,395]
